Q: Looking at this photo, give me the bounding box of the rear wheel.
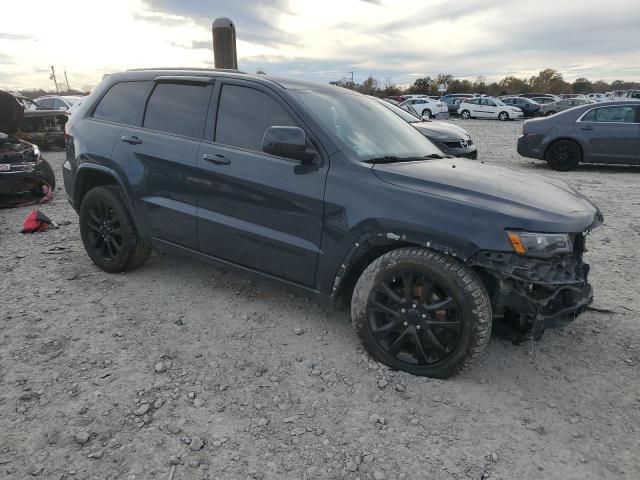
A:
[498,111,509,121]
[35,159,56,190]
[79,186,151,272]
[421,109,432,118]
[460,110,471,120]
[545,139,581,171]
[351,247,492,378]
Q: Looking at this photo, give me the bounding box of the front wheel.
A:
[79,186,151,272]
[421,109,432,118]
[460,110,471,119]
[351,247,492,378]
[498,111,509,121]
[545,139,581,171]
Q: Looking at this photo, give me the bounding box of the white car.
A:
[457,97,523,121]
[34,95,83,111]
[586,93,607,102]
[399,97,448,118]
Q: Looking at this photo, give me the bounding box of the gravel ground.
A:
[1,119,638,480]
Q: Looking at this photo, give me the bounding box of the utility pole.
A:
[348,71,354,84]
[64,71,70,91]
[49,66,59,93]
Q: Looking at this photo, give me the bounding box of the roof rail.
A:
[126,67,248,74]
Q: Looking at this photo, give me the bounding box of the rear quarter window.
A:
[92,81,150,125]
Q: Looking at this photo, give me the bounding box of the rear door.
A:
[578,105,640,163]
[466,98,481,116]
[196,79,327,287]
[110,78,212,248]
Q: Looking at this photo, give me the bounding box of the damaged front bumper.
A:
[469,242,593,332]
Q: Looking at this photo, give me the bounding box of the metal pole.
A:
[212,18,238,69]
[64,71,70,91]
[50,66,59,93]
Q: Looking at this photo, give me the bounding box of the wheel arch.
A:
[543,137,585,162]
[73,164,135,217]
[330,229,477,305]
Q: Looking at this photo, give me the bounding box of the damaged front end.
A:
[1,91,56,207]
[469,231,595,338]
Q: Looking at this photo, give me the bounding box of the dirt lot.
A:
[1,119,639,480]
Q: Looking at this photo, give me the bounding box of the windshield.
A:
[374,98,422,123]
[493,98,506,106]
[292,90,442,161]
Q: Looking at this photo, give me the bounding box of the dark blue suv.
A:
[63,69,602,378]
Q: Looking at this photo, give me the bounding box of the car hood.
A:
[412,121,469,140]
[0,90,24,135]
[372,158,602,232]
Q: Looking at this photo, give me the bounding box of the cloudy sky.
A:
[1,0,639,90]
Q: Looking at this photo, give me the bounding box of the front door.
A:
[578,105,640,163]
[196,79,327,287]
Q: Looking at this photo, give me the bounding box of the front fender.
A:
[325,221,480,297]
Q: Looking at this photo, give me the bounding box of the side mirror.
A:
[262,126,315,162]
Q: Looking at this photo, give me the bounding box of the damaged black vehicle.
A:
[63,70,603,378]
[1,90,56,207]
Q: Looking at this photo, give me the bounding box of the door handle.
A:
[121,135,143,145]
[203,153,230,165]
[579,125,593,130]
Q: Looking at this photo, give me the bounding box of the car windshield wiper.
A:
[363,154,446,164]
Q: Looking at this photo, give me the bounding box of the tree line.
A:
[329,69,640,97]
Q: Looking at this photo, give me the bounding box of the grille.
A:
[443,140,473,148]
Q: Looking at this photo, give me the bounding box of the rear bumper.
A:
[517,135,545,159]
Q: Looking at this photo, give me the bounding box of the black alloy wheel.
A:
[85,198,123,261]
[351,247,492,378]
[546,139,581,171]
[79,186,151,272]
[367,270,462,365]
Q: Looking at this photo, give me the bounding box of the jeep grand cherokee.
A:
[63,69,602,378]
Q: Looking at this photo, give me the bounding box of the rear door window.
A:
[582,106,636,123]
[143,82,211,139]
[215,84,299,152]
[92,81,150,126]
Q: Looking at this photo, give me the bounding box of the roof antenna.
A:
[212,18,238,70]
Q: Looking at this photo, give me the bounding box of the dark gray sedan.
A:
[378,98,478,158]
[518,101,640,170]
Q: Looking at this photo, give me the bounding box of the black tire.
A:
[498,111,509,121]
[421,109,432,118]
[545,139,582,171]
[35,159,56,190]
[79,186,151,273]
[545,111,556,116]
[460,110,471,119]
[351,247,492,378]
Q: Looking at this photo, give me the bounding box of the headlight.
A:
[506,231,572,257]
